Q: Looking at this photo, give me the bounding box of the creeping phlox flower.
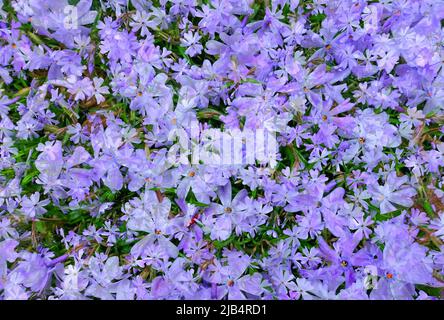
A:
[0,0,443,300]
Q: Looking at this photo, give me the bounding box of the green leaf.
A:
[21,170,39,186]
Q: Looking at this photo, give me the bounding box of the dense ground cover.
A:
[0,0,444,300]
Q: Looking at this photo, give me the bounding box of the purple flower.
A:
[20,192,50,219]
[0,0,443,301]
[368,173,416,214]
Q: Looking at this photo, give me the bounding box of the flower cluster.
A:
[0,0,443,300]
